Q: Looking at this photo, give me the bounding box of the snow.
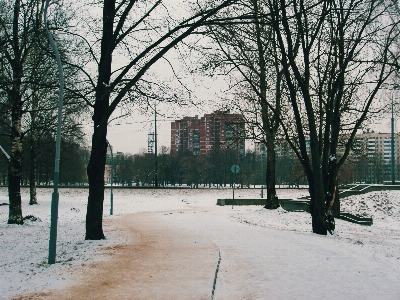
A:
[0,187,399,299]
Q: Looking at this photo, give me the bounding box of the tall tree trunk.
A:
[332,185,340,218]
[29,94,38,205]
[86,125,108,240]
[309,155,327,235]
[29,135,37,205]
[85,0,114,240]
[324,171,338,234]
[252,0,279,209]
[8,91,23,224]
[264,135,279,209]
[325,162,340,218]
[8,0,23,224]
[310,188,327,235]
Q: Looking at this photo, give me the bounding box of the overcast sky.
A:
[78,1,399,156]
[94,71,230,155]
[99,88,399,155]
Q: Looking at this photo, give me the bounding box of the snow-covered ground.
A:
[0,187,399,299]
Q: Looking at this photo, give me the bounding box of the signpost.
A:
[231,164,240,208]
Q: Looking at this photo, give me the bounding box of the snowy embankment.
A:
[0,187,399,299]
[231,190,400,260]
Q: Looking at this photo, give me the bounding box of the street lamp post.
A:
[45,0,64,265]
[0,145,10,161]
[106,140,114,215]
[391,92,395,185]
[260,145,264,198]
[154,100,158,187]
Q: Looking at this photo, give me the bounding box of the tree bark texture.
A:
[29,137,38,205]
[86,125,108,240]
[305,132,328,235]
[85,0,114,240]
[8,90,23,224]
[29,105,38,205]
[7,0,24,224]
[264,136,279,209]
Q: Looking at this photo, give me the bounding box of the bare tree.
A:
[268,0,400,234]
[0,0,46,223]
[0,0,84,216]
[202,0,285,208]
[69,0,238,239]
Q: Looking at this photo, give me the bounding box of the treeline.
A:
[2,139,397,188]
[109,148,400,187]
[0,135,88,186]
[111,148,307,188]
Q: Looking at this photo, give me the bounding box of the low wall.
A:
[216,198,266,206]
[216,198,308,212]
[279,199,310,213]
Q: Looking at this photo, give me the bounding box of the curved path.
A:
[35,210,219,300]
[20,206,400,299]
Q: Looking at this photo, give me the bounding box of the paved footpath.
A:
[18,206,400,300]
[26,210,219,300]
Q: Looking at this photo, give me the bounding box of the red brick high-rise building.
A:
[171,110,245,156]
[170,115,201,155]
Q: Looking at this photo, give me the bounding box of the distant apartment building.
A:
[253,130,400,183]
[355,130,400,164]
[352,130,400,183]
[171,115,201,155]
[171,110,245,156]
